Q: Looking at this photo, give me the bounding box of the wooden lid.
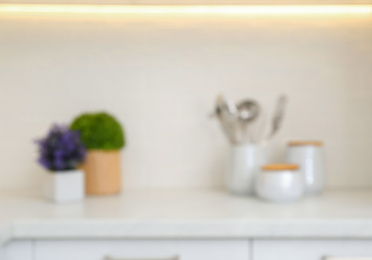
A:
[288,141,323,147]
[262,164,299,171]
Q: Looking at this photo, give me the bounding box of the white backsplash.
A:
[1,14,372,190]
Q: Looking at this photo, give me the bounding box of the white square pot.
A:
[44,169,85,203]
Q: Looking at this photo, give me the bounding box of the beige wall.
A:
[1,13,371,190]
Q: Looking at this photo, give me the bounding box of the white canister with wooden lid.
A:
[286,141,326,195]
[255,164,304,203]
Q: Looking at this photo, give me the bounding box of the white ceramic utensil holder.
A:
[287,141,326,195]
[255,164,304,203]
[226,144,265,196]
[44,169,85,203]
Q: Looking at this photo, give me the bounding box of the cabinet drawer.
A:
[254,240,372,260]
[5,240,32,260]
[35,239,250,260]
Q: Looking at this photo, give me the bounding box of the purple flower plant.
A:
[36,124,86,172]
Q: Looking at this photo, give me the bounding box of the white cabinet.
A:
[34,239,250,260]
[5,238,372,260]
[253,240,372,260]
[3,241,32,260]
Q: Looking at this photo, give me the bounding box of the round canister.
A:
[286,141,325,195]
[255,164,304,203]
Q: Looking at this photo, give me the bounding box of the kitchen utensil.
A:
[236,99,260,143]
[223,95,240,144]
[255,163,304,203]
[104,257,179,260]
[236,99,260,122]
[251,111,267,144]
[225,95,238,115]
[287,141,326,195]
[215,95,238,144]
[261,95,287,145]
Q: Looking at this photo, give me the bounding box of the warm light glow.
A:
[0,4,371,15]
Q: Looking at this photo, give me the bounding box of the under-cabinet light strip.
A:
[0,4,371,15]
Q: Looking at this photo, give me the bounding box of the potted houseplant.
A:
[36,124,86,203]
[70,112,125,195]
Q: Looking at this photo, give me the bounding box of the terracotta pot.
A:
[81,150,121,195]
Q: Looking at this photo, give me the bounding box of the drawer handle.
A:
[104,256,179,260]
[324,257,372,260]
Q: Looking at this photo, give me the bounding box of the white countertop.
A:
[1,189,372,244]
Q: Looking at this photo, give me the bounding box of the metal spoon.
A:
[236,100,260,122]
[236,99,260,143]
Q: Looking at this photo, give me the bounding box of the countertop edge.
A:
[1,219,372,244]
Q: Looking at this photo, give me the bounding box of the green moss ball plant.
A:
[70,112,125,151]
[70,112,125,195]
